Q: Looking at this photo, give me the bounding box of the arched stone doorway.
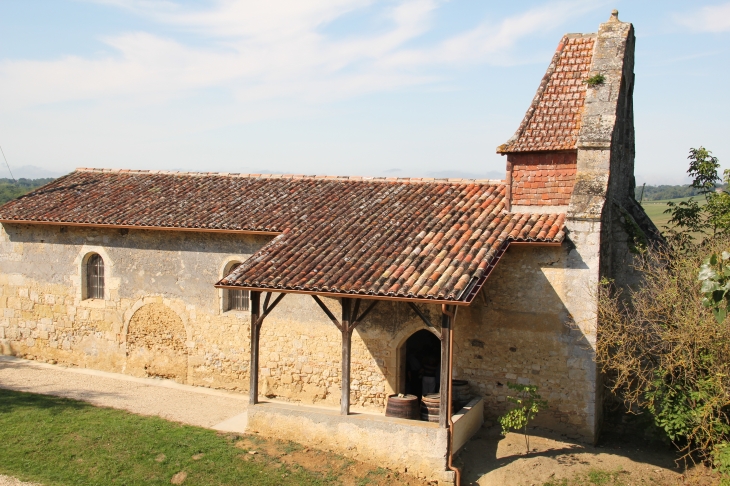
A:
[126,303,188,383]
[399,329,441,398]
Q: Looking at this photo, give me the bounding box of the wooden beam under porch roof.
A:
[248,289,456,430]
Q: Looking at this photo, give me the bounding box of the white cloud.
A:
[674,2,730,33]
[381,1,597,67]
[0,0,599,110]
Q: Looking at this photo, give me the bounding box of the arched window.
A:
[86,254,104,299]
[227,263,249,311]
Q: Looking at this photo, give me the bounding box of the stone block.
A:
[0,339,11,355]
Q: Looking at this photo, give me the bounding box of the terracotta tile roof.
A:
[498,35,596,153]
[0,169,566,303]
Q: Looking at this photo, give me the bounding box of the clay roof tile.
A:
[0,169,566,303]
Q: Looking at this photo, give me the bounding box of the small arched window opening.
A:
[86,253,104,299]
[226,263,249,311]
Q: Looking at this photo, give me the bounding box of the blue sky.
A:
[0,1,728,184]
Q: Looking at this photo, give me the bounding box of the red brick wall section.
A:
[508,151,577,206]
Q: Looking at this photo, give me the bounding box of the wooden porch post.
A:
[311,295,376,416]
[340,298,353,415]
[439,309,452,428]
[249,291,261,405]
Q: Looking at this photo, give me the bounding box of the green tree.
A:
[665,147,730,243]
[0,178,55,205]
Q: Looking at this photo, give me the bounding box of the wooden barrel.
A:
[421,411,439,422]
[385,394,419,420]
[421,393,440,422]
[422,393,440,407]
[452,380,471,411]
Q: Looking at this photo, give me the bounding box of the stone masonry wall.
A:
[0,222,599,438]
[454,243,598,440]
[0,223,271,391]
[0,223,435,412]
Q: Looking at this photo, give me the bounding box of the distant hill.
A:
[6,165,65,179]
[0,178,55,206]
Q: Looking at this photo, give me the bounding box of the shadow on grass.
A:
[0,389,333,486]
[0,387,91,414]
[0,388,422,486]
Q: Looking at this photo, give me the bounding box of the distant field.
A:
[641,196,701,231]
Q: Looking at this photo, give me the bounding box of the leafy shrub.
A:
[698,251,730,323]
[713,442,730,485]
[498,383,547,453]
[597,236,730,462]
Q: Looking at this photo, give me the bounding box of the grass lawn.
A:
[0,389,405,486]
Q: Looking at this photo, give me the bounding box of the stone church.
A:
[0,12,656,484]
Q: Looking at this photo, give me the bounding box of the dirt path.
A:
[456,425,718,485]
[0,356,247,428]
[0,476,40,486]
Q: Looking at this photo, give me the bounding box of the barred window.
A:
[229,288,250,311]
[227,263,249,311]
[86,254,104,299]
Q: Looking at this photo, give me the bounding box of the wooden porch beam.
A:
[249,291,286,405]
[310,296,381,415]
[262,291,272,313]
[351,299,378,331]
[311,295,342,330]
[407,302,441,339]
[255,292,286,328]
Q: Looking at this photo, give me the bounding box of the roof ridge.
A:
[74,167,504,185]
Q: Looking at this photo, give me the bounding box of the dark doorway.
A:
[404,330,441,399]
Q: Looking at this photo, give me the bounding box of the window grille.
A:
[87,254,104,299]
[229,289,250,311]
[227,263,249,311]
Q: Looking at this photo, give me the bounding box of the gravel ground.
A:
[0,356,248,428]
